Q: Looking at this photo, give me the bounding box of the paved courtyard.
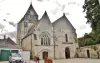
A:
[1,58,100,63]
[53,58,100,63]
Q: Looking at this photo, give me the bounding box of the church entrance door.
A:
[87,50,90,58]
[43,51,48,59]
[65,47,70,59]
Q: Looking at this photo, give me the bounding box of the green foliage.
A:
[83,0,100,31]
[78,37,85,47]
[85,38,96,45]
[80,0,100,47]
[78,32,96,47]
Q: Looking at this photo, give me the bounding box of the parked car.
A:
[9,53,23,63]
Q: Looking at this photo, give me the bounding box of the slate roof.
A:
[18,3,38,24]
[0,37,20,49]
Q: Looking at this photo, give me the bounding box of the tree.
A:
[78,33,93,47]
[83,0,100,44]
[78,37,85,47]
[83,0,100,30]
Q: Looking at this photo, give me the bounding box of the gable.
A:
[18,3,38,24]
[53,14,75,32]
[36,11,52,31]
[6,37,16,45]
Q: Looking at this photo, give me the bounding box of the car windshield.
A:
[12,53,21,57]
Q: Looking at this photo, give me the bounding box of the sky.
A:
[0,0,92,42]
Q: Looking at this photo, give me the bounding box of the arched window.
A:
[40,32,51,45]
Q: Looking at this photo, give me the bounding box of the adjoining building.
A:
[17,2,79,59]
[0,35,21,61]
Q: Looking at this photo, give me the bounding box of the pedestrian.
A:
[48,57,52,63]
[44,56,48,63]
[30,56,38,63]
[37,56,40,63]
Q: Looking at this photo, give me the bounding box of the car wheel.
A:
[9,61,11,63]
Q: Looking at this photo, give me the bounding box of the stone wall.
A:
[76,44,100,58]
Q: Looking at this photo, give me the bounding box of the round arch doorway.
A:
[43,51,48,59]
[65,47,70,59]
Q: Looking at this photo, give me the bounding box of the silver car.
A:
[9,53,23,63]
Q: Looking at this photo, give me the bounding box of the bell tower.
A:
[25,2,38,23]
[23,0,38,35]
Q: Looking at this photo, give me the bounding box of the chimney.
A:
[63,13,65,16]
[4,35,6,39]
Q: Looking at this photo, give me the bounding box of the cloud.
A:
[50,7,59,15]
[55,1,66,11]
[68,2,77,5]
[0,23,5,33]
[8,22,16,27]
[2,18,17,27]
[0,23,4,29]
[67,1,82,6]
[0,0,91,39]
[65,13,70,15]
[7,31,17,38]
[47,1,66,15]
[37,0,43,2]
[36,0,49,2]
[0,20,16,34]
[0,0,5,2]
[0,31,17,41]
[60,5,65,11]
[79,25,86,29]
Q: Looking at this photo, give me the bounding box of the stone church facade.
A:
[17,3,79,59]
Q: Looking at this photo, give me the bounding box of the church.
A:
[17,2,79,59]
